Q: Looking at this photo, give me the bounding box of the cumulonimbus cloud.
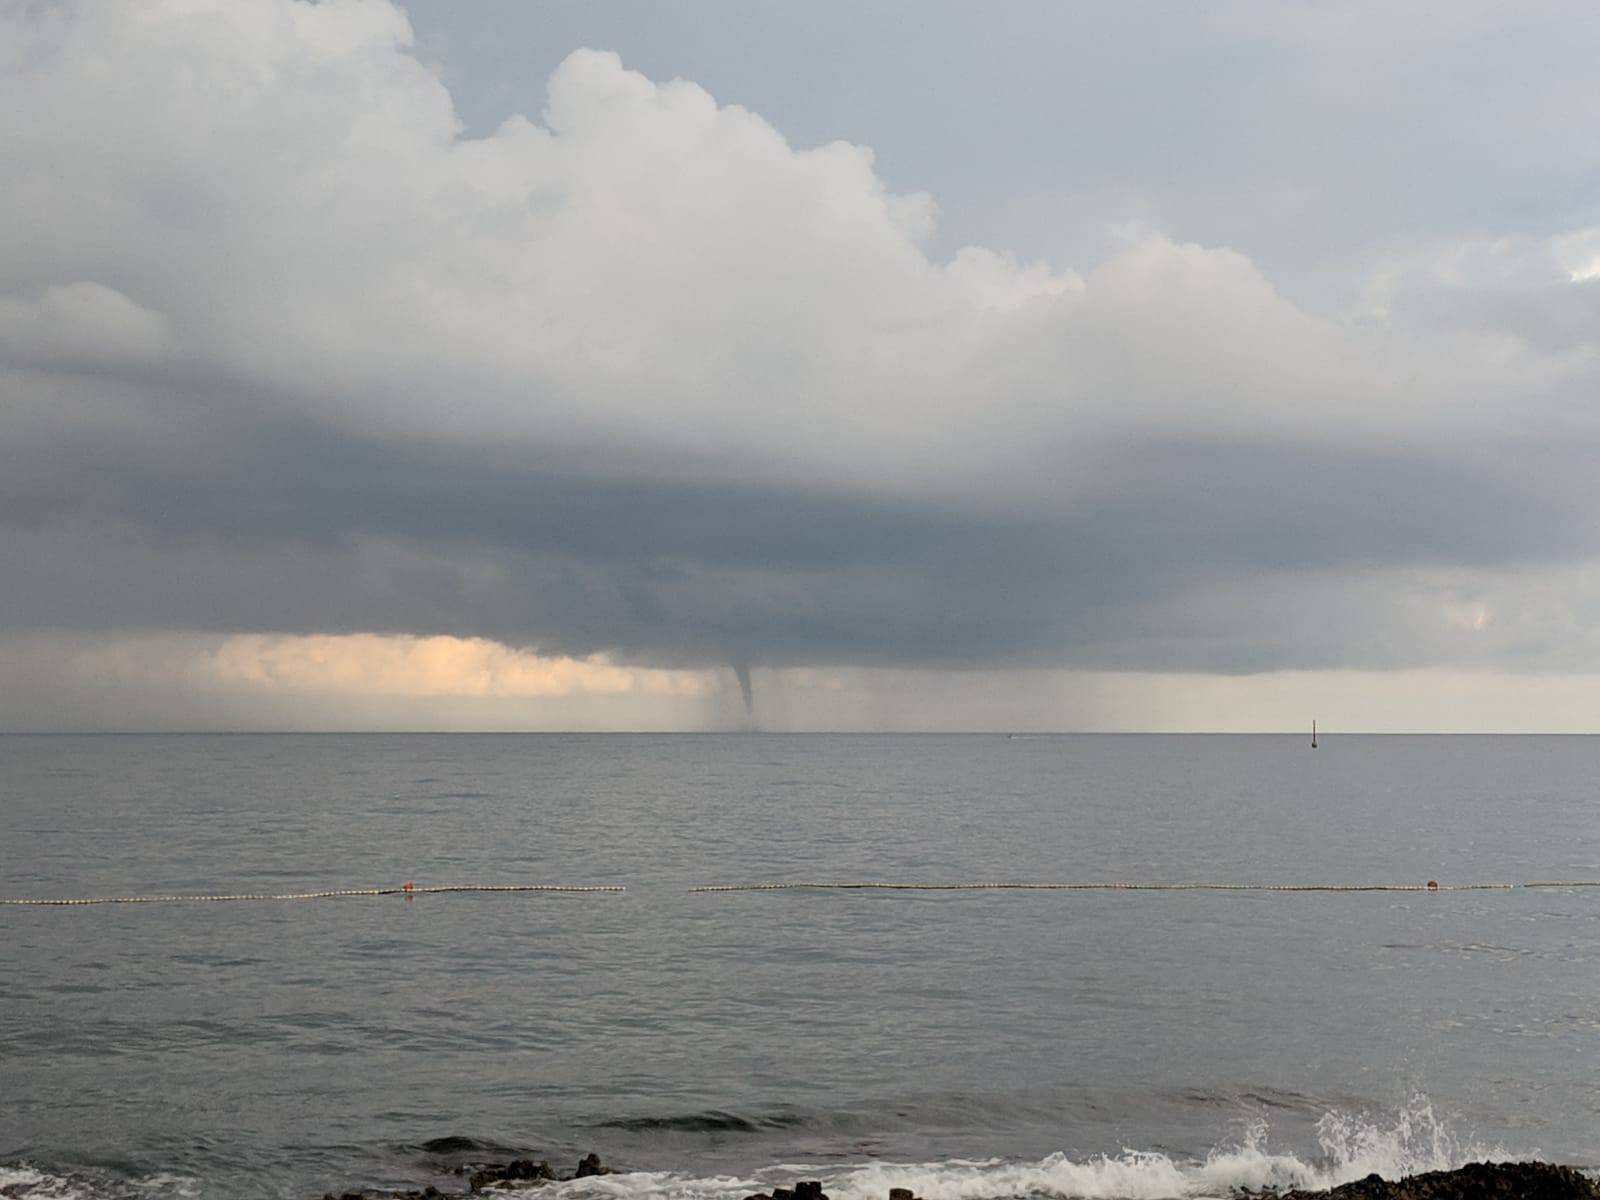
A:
[2,0,1598,684]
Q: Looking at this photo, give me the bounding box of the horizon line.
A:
[3,729,1597,737]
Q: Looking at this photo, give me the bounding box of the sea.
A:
[2,734,1597,1200]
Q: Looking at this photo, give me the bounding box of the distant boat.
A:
[1311,720,1318,750]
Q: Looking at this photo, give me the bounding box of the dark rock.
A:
[1258,1162,1600,1200]
[743,1185,828,1200]
[575,1153,611,1179]
[467,1158,554,1191]
[889,1190,919,1200]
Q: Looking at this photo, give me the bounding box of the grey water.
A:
[1,734,1597,1200]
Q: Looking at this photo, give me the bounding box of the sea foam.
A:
[0,1097,1523,1200]
[536,1096,1520,1200]
[0,1165,198,1200]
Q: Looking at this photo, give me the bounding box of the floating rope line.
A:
[7,880,1596,906]
[0,883,624,906]
[1522,880,1600,888]
[687,880,1598,894]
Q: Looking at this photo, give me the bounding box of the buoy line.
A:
[687,880,1598,894]
[1523,880,1600,888]
[6,880,1594,906]
[0,884,624,906]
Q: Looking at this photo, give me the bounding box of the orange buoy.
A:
[1426,880,1439,890]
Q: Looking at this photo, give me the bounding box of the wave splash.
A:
[825,1097,1515,1200]
[0,1165,198,1200]
[0,1097,1520,1200]
[544,1096,1519,1200]
[0,1164,196,1200]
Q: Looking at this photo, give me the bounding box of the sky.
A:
[2,0,1599,731]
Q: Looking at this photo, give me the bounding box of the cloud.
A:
[2,0,1599,710]
[0,630,719,731]
[10,629,1600,733]
[0,282,174,366]
[205,632,708,697]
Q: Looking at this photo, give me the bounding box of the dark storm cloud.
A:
[4,0,1600,691]
[5,385,1595,673]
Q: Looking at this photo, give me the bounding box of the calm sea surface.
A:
[2,734,1597,1200]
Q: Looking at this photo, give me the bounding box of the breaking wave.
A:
[536,1096,1521,1200]
[0,1165,197,1200]
[0,1097,1528,1200]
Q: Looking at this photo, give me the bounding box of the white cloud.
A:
[0,282,174,366]
[7,0,1589,491]
[1551,229,1600,283]
[3,0,1600,724]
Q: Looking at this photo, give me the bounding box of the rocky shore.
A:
[1248,1162,1600,1200]
[321,1152,612,1200]
[323,1157,1599,1200]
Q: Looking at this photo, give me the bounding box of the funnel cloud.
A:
[733,664,756,728]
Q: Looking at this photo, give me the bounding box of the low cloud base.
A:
[4,632,1597,734]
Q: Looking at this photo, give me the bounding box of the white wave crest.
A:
[537,1095,1521,1200]
[0,1165,198,1200]
[0,1165,94,1200]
